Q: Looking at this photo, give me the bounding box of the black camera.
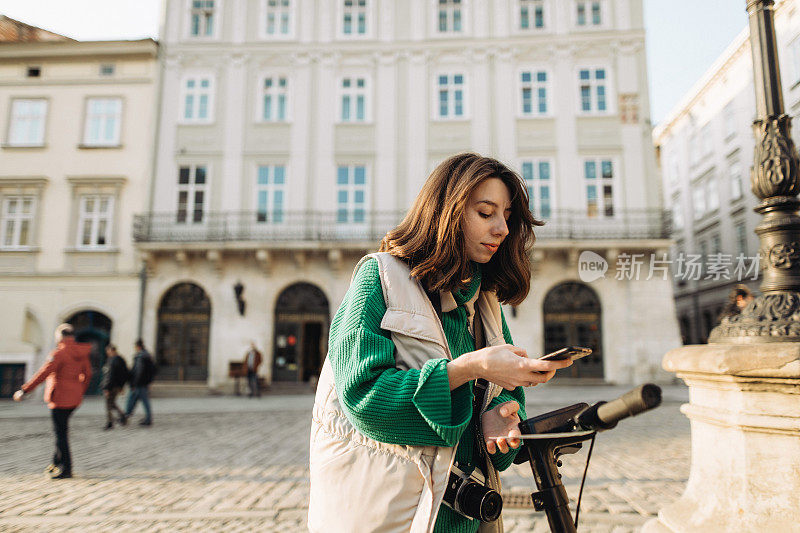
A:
[442,462,503,522]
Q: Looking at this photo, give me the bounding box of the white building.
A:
[138,0,680,390]
[0,18,159,396]
[653,0,800,344]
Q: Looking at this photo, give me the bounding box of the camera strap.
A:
[423,285,492,479]
[471,306,494,487]
[424,284,500,526]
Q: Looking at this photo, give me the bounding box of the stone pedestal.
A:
[643,343,800,532]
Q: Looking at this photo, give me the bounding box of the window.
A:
[83,98,122,146]
[26,66,41,78]
[190,0,216,37]
[521,160,553,219]
[264,0,292,37]
[336,165,367,223]
[735,221,747,255]
[730,159,743,200]
[699,240,708,260]
[340,77,368,122]
[671,198,683,231]
[668,156,680,186]
[256,165,286,223]
[688,130,700,166]
[578,68,608,114]
[342,0,368,36]
[790,37,800,84]
[261,76,288,121]
[1,196,35,249]
[706,175,719,212]
[584,158,615,217]
[698,240,709,279]
[699,123,713,157]
[100,64,115,76]
[7,99,47,147]
[182,76,214,123]
[711,233,721,255]
[436,73,466,119]
[672,244,683,264]
[520,0,544,29]
[619,93,639,124]
[723,101,736,139]
[520,70,548,116]
[177,165,207,223]
[576,1,602,26]
[77,195,113,249]
[692,182,706,220]
[438,0,463,33]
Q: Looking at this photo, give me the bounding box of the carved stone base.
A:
[643,343,800,533]
[709,291,800,342]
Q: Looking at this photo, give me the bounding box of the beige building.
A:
[138,0,681,390]
[0,18,159,396]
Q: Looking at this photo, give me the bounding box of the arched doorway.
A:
[67,310,112,394]
[156,283,211,381]
[543,282,604,378]
[273,283,329,382]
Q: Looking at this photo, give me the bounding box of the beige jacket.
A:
[308,253,509,533]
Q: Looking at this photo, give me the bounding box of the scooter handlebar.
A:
[576,383,662,431]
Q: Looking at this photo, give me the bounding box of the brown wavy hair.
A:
[380,153,542,305]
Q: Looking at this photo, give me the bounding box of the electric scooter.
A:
[512,384,663,532]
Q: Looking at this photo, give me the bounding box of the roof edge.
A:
[0,14,75,42]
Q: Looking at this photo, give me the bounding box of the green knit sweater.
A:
[328,258,526,533]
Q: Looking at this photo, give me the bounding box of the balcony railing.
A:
[133,209,670,244]
[535,209,671,240]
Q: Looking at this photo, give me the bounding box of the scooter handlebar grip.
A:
[595,384,662,427]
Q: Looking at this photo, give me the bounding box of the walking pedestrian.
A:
[308,153,572,532]
[13,323,92,479]
[100,344,129,430]
[244,342,262,397]
[124,339,156,426]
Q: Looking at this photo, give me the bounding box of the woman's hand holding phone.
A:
[447,344,572,390]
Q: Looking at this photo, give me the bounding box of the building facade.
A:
[653,0,800,344]
[138,0,680,390]
[0,21,159,396]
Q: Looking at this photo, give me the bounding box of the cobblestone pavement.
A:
[0,383,690,532]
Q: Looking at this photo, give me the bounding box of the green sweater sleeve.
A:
[486,309,527,471]
[329,258,473,447]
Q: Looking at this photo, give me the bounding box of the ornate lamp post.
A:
[645,1,800,531]
[711,0,800,342]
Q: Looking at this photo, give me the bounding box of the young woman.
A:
[309,153,571,533]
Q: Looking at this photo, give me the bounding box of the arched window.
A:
[543,282,603,378]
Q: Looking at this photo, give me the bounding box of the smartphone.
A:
[538,346,592,362]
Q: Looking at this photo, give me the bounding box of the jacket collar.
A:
[440,291,458,313]
[439,263,481,313]
[439,285,481,315]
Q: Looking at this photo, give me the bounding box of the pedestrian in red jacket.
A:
[13,323,92,479]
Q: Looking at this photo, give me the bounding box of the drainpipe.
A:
[137,264,147,339]
[136,38,164,344]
